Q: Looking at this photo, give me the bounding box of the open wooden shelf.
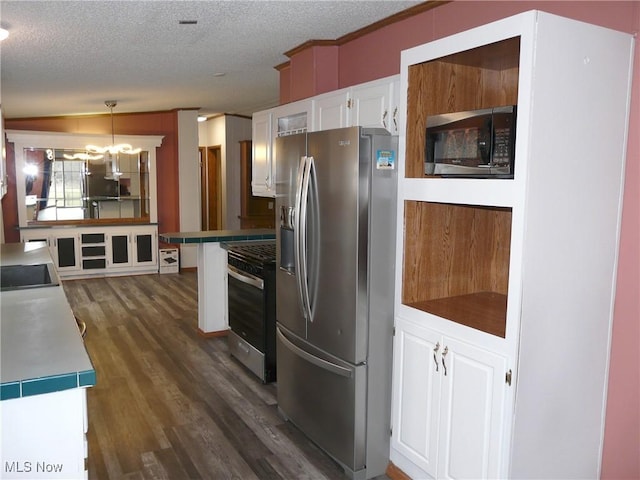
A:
[402,201,511,338]
[405,36,521,178]
[408,291,507,338]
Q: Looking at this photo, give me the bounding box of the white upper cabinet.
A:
[251,99,311,198]
[313,89,350,131]
[0,105,6,199]
[251,109,274,197]
[312,75,400,133]
[251,75,400,197]
[351,77,399,133]
[392,10,634,480]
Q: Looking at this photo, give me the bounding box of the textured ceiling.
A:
[0,0,423,119]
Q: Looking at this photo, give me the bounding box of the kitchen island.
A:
[159,229,275,335]
[1,242,95,479]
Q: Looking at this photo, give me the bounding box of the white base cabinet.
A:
[1,388,88,479]
[392,10,633,480]
[391,317,507,480]
[21,225,158,278]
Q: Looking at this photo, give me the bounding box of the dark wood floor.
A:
[63,272,391,480]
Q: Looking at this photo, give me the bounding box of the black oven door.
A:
[227,264,265,352]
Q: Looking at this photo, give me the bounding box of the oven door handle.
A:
[228,265,264,290]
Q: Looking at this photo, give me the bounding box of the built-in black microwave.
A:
[424,106,516,178]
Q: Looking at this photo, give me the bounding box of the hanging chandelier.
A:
[85,100,141,155]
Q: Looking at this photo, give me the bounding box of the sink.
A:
[0,263,61,291]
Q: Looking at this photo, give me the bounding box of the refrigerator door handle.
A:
[295,155,314,322]
[277,327,353,378]
[294,155,307,319]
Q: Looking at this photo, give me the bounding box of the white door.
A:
[313,90,349,131]
[391,317,441,477]
[437,336,508,480]
[351,80,393,131]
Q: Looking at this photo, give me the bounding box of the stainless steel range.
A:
[225,240,276,383]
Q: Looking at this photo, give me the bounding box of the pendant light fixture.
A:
[85,101,141,155]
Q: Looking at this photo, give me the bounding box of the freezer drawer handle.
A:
[277,328,353,378]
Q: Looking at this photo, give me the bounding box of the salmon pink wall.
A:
[283,1,639,477]
[288,45,339,101]
[2,111,181,240]
[278,65,292,105]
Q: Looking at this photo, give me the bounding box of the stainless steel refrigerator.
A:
[275,127,397,480]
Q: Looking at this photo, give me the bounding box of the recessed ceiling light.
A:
[212,73,226,78]
[179,20,198,25]
[197,116,207,123]
[0,28,9,41]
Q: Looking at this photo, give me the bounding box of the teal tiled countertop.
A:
[0,243,95,401]
[159,228,275,244]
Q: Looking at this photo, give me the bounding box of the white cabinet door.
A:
[251,109,274,197]
[274,100,311,137]
[392,318,508,480]
[350,79,394,131]
[312,76,399,133]
[390,77,400,134]
[272,100,311,195]
[22,229,81,274]
[106,231,132,268]
[132,229,157,267]
[391,317,441,478]
[0,106,7,198]
[313,89,350,131]
[51,233,80,273]
[437,336,508,480]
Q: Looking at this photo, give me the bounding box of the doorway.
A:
[200,146,221,231]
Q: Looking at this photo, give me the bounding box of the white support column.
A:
[196,242,228,334]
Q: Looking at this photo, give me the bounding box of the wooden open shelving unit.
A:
[402,201,512,337]
[401,36,520,338]
[405,37,520,178]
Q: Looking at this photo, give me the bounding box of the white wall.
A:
[198,115,252,231]
[177,109,199,268]
[224,115,252,230]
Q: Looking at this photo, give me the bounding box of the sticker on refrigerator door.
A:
[376,150,395,170]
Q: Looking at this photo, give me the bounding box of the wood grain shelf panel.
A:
[405,36,520,178]
[408,291,507,338]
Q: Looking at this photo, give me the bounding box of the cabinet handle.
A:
[433,342,440,372]
[393,107,398,132]
[382,110,388,129]
[441,346,449,376]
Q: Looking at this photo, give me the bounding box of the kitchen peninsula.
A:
[159,229,275,335]
[1,242,95,479]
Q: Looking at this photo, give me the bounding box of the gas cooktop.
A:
[225,240,276,264]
